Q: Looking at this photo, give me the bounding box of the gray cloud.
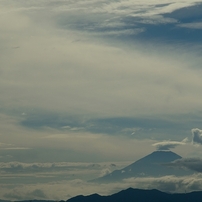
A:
[165,158,202,173]
[20,111,186,136]
[192,128,202,144]
[152,139,188,150]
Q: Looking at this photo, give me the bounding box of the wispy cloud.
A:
[0,142,29,150]
[178,22,202,30]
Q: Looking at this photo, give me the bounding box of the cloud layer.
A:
[2,175,202,200]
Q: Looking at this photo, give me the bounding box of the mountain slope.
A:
[91,151,193,183]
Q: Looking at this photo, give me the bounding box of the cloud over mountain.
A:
[152,139,188,150]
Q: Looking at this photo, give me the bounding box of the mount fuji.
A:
[91,150,193,183]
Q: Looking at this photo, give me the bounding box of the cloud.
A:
[165,158,202,173]
[53,1,202,43]
[192,128,202,145]
[99,168,112,177]
[178,22,202,30]
[0,161,127,182]
[3,189,47,201]
[152,139,188,150]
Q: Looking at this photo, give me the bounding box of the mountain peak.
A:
[137,150,182,163]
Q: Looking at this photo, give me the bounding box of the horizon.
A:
[1,0,202,200]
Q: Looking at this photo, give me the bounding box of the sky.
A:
[1,0,202,200]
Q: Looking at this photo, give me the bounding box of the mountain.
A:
[91,150,193,183]
[66,188,202,202]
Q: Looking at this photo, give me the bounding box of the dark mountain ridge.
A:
[3,188,202,202]
[66,188,202,202]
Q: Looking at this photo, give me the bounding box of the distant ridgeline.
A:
[67,188,202,202]
[5,188,202,202]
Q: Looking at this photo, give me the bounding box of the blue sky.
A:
[1,0,202,200]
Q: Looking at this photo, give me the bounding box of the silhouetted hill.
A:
[91,151,193,183]
[66,188,202,202]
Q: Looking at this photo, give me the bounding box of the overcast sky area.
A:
[1,0,202,200]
